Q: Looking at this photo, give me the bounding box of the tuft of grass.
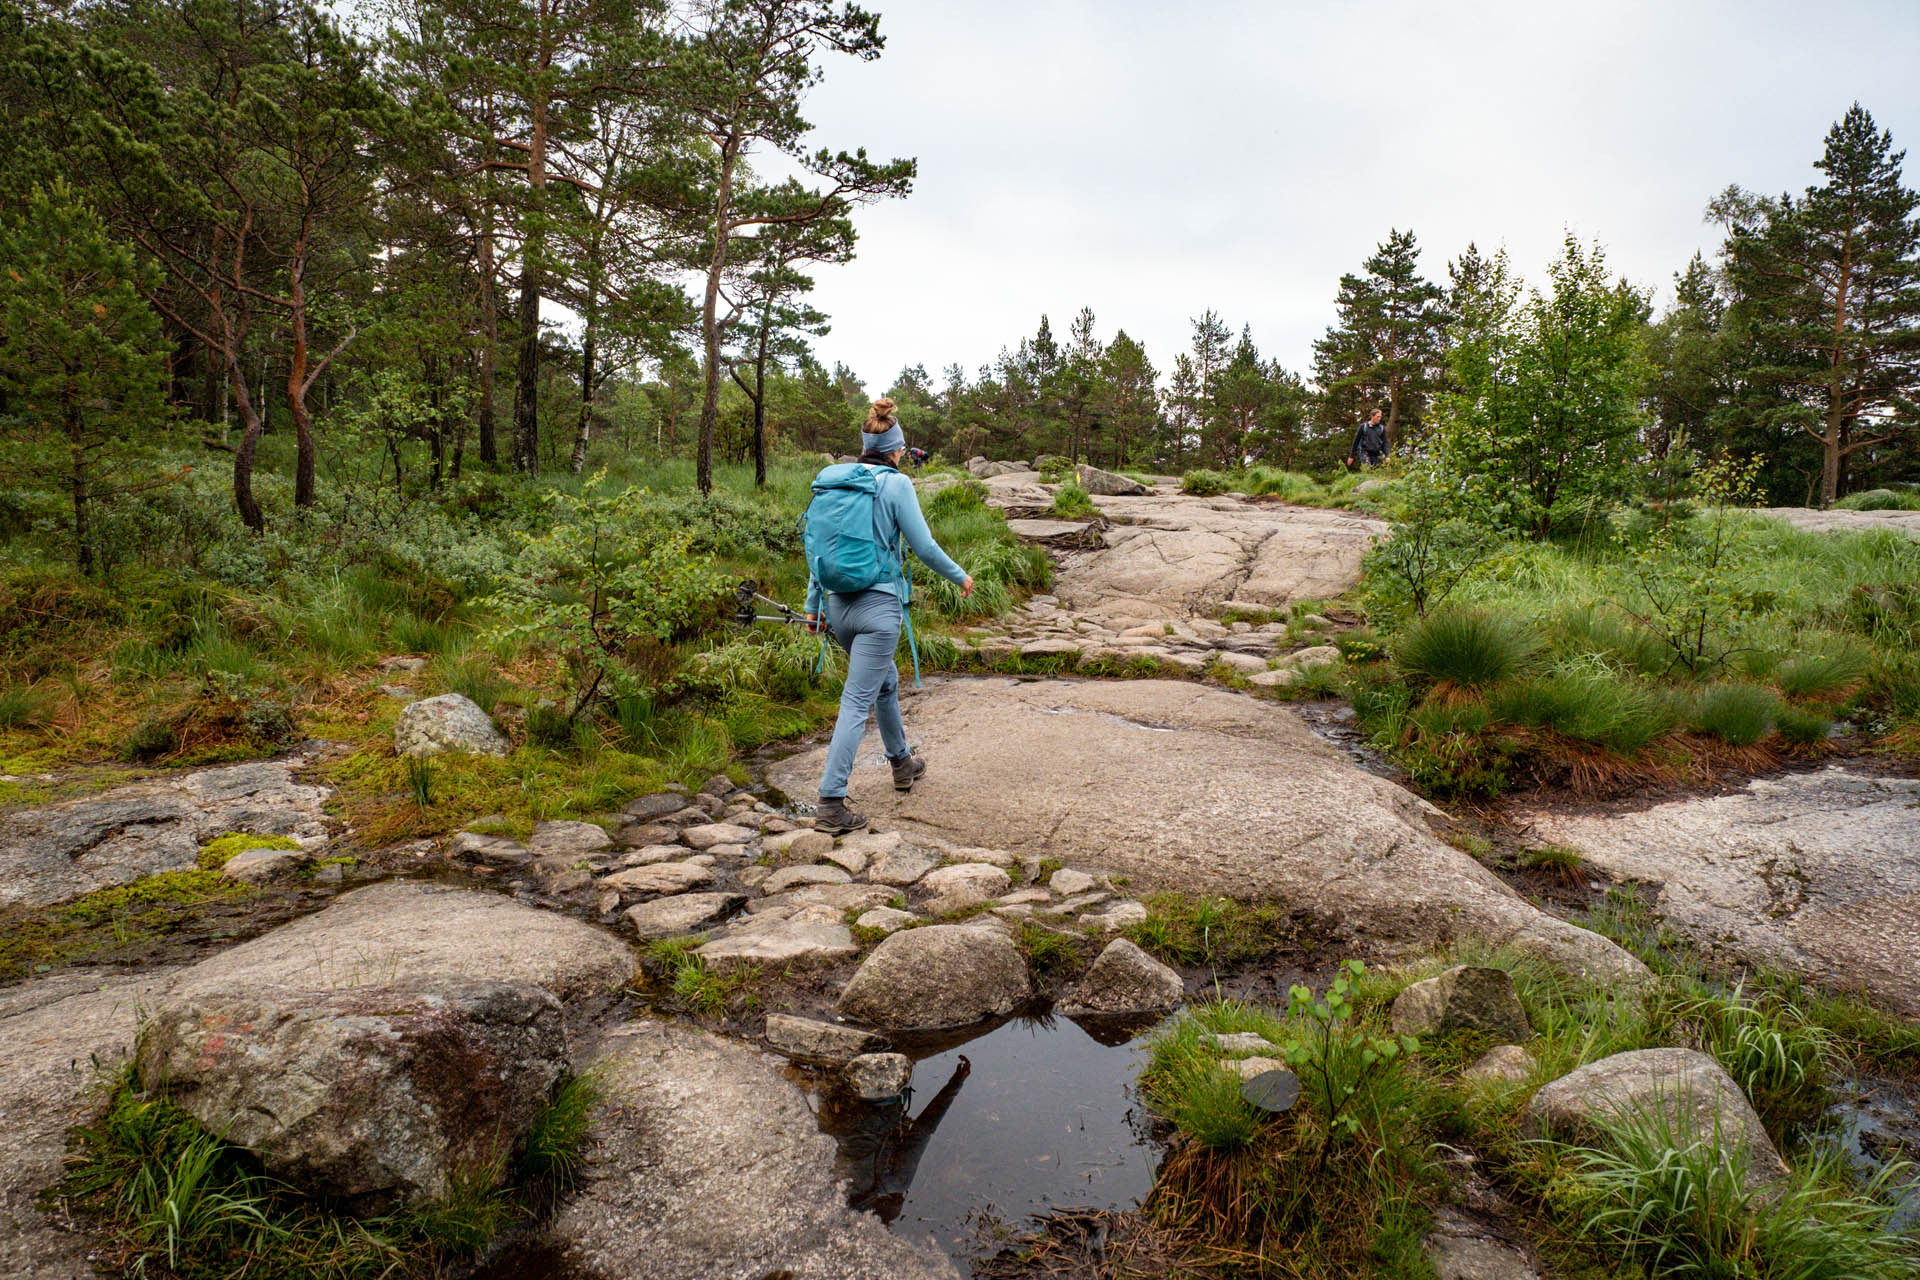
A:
[1126,893,1300,972]
[0,683,52,728]
[1776,649,1869,699]
[1489,663,1678,753]
[1014,921,1084,985]
[516,1070,602,1195]
[1392,607,1539,691]
[1180,469,1232,497]
[57,1066,552,1280]
[1675,983,1833,1137]
[1548,1109,1919,1280]
[1689,682,1780,746]
[1519,843,1585,882]
[1773,702,1834,746]
[405,754,435,808]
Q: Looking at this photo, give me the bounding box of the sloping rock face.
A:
[769,680,1642,983]
[1520,767,1920,1015]
[1754,507,1920,539]
[136,979,568,1203]
[1047,493,1381,627]
[0,970,178,1279]
[0,760,330,909]
[1526,1048,1788,1190]
[171,880,635,1000]
[549,1021,959,1280]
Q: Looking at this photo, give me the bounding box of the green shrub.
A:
[1689,683,1780,746]
[1047,484,1095,519]
[1776,648,1868,699]
[1489,663,1677,752]
[0,683,50,728]
[921,477,990,520]
[1835,486,1920,511]
[1392,608,1538,690]
[1773,703,1833,746]
[1181,469,1232,497]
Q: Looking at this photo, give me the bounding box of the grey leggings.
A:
[818,588,908,799]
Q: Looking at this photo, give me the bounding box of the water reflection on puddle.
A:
[804,1012,1164,1259]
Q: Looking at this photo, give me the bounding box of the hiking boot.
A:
[814,796,868,835]
[890,752,927,792]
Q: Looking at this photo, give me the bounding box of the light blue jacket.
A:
[805,465,967,614]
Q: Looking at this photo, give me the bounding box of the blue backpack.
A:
[803,464,899,594]
[801,463,923,685]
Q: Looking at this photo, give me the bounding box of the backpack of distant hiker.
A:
[803,463,901,594]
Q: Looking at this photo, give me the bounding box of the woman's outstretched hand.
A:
[961,575,975,598]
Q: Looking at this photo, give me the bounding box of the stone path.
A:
[1520,766,1920,1016]
[936,470,1383,673]
[449,781,1152,967]
[767,679,1645,985]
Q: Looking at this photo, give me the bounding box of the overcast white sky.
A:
[789,0,1920,394]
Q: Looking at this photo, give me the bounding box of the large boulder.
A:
[917,863,1011,913]
[768,680,1645,984]
[393,693,510,758]
[1391,966,1531,1041]
[1519,767,1920,1016]
[136,978,568,1203]
[1525,1048,1789,1189]
[549,1021,958,1280]
[0,760,330,909]
[1056,938,1184,1016]
[1073,464,1149,496]
[837,924,1031,1030]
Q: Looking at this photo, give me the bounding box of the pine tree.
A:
[0,186,170,573]
[1713,104,1920,505]
[1312,228,1449,453]
[1096,331,1158,469]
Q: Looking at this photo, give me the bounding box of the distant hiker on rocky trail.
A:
[1348,407,1388,469]
[804,397,973,835]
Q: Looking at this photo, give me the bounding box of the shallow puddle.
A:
[806,1011,1164,1259]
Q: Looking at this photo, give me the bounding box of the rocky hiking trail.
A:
[3,468,1918,1280]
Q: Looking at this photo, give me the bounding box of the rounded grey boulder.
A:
[1391,965,1531,1042]
[1525,1048,1789,1189]
[394,693,510,758]
[837,924,1031,1030]
[1056,938,1184,1016]
[845,1052,914,1101]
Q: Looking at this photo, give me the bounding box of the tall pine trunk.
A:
[511,91,549,474]
[286,218,317,509]
[570,283,598,475]
[695,138,739,496]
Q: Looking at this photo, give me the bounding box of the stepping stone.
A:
[819,845,870,875]
[1214,651,1270,675]
[854,907,918,935]
[625,892,746,940]
[616,844,681,868]
[448,832,533,866]
[866,846,936,886]
[529,820,613,857]
[601,862,714,900]
[762,865,851,894]
[697,921,857,972]
[764,829,834,860]
[681,823,756,851]
[763,1014,886,1064]
[1081,901,1149,932]
[1049,868,1097,896]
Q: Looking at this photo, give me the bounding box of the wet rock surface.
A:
[0,758,330,909]
[1520,766,1920,1015]
[136,978,568,1203]
[549,1020,959,1280]
[769,679,1644,983]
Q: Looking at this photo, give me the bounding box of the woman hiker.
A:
[804,398,973,835]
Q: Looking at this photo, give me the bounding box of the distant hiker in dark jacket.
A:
[1348,409,1388,469]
